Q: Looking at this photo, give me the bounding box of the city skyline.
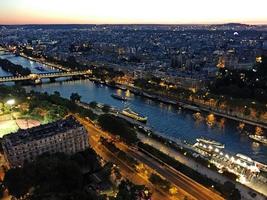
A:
[1,2,267,198]
[1,0,267,25]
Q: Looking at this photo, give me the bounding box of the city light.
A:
[1,0,267,24]
[169,186,178,195]
[0,2,267,198]
[6,99,15,106]
[256,56,262,63]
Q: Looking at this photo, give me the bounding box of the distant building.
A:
[262,41,267,56]
[263,41,267,50]
[2,116,89,167]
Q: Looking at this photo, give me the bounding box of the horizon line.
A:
[1,22,267,26]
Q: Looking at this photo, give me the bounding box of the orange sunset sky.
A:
[0,0,267,24]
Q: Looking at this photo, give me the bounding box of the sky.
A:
[0,0,267,25]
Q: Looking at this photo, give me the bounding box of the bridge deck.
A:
[0,71,91,83]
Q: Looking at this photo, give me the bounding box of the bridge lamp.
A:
[6,99,15,106]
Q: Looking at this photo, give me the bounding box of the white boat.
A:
[249,135,267,144]
[116,84,127,90]
[182,104,200,112]
[111,94,128,101]
[121,108,147,123]
[157,97,177,105]
[142,92,156,99]
[196,138,225,148]
[236,153,253,162]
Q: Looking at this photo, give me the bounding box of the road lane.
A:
[77,116,223,200]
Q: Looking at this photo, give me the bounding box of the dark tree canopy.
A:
[210,55,267,103]
[222,181,241,200]
[0,58,31,76]
[115,180,146,200]
[70,92,82,102]
[102,104,111,113]
[3,167,32,198]
[89,101,98,108]
[98,114,139,144]
[3,150,102,200]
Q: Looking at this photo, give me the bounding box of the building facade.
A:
[2,116,89,167]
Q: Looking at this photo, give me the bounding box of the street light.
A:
[6,99,15,106]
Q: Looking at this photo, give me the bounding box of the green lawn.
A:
[0,120,19,138]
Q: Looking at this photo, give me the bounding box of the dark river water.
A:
[1,51,266,164]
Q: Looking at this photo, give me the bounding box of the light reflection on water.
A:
[24,78,267,163]
[0,51,58,75]
[1,52,267,163]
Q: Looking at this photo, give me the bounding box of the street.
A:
[77,116,224,200]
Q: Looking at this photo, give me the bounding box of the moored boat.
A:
[156,96,177,105]
[111,94,128,101]
[116,84,127,91]
[249,135,267,144]
[142,92,157,99]
[196,138,225,148]
[35,66,45,71]
[121,108,147,123]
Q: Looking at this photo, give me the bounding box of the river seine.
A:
[0,51,266,164]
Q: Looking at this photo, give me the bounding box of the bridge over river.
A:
[0,70,92,83]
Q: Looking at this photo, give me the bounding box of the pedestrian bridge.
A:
[0,70,92,83]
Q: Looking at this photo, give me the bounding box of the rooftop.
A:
[2,116,83,146]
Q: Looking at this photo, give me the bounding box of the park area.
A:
[0,118,40,138]
[0,120,19,138]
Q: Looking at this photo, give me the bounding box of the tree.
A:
[53,91,61,97]
[67,56,78,68]
[148,173,171,190]
[102,104,111,113]
[71,148,100,172]
[70,92,81,102]
[89,101,97,108]
[98,114,139,144]
[0,182,5,199]
[256,110,263,119]
[115,180,146,200]
[228,188,241,200]
[3,167,32,198]
[0,58,31,76]
[222,181,241,200]
[243,107,251,116]
[3,151,102,199]
[257,55,267,76]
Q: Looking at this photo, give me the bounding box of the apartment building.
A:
[2,116,89,167]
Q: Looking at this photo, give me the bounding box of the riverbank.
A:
[2,49,266,130]
[2,50,267,162]
[77,101,267,200]
[100,81,267,130]
[0,48,69,72]
[0,58,31,76]
[19,53,70,72]
[127,87,267,130]
[138,134,267,200]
